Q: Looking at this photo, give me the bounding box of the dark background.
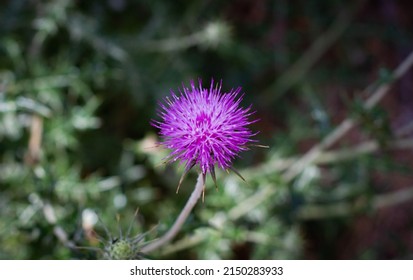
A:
[1,0,413,259]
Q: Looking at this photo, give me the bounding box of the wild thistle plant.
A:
[152,79,257,194]
[80,209,154,260]
[141,79,258,253]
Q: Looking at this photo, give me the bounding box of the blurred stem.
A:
[243,137,413,178]
[138,21,229,52]
[396,120,413,137]
[141,173,204,254]
[160,231,207,256]
[140,32,203,52]
[161,183,413,256]
[7,73,80,94]
[296,186,413,220]
[264,0,366,101]
[283,49,413,182]
[25,115,43,166]
[228,185,276,221]
[314,138,413,163]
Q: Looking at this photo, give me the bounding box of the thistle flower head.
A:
[152,79,256,187]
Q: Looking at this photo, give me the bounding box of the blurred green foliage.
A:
[1,0,413,260]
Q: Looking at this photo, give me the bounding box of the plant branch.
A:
[145,49,413,257]
[296,186,413,220]
[161,184,413,255]
[283,50,413,182]
[243,137,413,179]
[141,173,204,254]
[263,0,366,101]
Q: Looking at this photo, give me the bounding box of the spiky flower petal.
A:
[152,79,256,185]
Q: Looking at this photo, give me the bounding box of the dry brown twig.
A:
[25,115,43,166]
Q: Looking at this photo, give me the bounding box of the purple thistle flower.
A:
[152,79,257,191]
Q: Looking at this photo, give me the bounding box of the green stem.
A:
[141,173,204,254]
